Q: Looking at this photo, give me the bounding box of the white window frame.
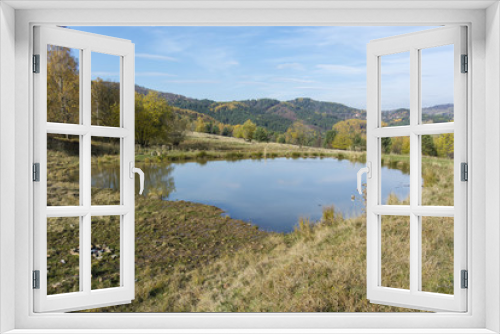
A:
[1,1,499,333]
[366,26,468,312]
[33,26,136,313]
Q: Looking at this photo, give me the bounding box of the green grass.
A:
[45,136,454,312]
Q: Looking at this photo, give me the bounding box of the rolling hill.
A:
[136,85,365,133]
[135,84,453,133]
[381,104,454,126]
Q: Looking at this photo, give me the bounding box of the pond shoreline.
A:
[46,133,453,312]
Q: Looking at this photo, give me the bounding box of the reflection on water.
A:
[140,164,176,199]
[91,157,410,233]
[92,165,120,191]
[91,163,176,199]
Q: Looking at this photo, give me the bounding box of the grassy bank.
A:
[52,196,450,313]
[45,135,454,312]
[136,132,367,163]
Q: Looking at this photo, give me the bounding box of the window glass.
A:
[91,216,121,290]
[91,137,121,205]
[47,45,80,124]
[47,134,80,206]
[421,134,454,206]
[381,52,410,127]
[91,52,121,127]
[381,137,410,205]
[421,45,454,124]
[381,215,410,289]
[47,217,80,295]
[421,216,454,294]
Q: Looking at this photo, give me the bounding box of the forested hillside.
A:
[136,85,453,130]
[136,85,365,133]
[46,43,453,151]
[381,104,454,126]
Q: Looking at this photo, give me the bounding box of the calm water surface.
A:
[116,157,409,233]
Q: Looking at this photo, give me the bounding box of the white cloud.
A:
[136,72,176,77]
[136,53,178,62]
[273,77,315,83]
[92,72,119,78]
[267,26,437,52]
[236,81,270,86]
[192,49,240,71]
[294,86,330,90]
[165,79,220,84]
[316,64,364,75]
[276,62,304,71]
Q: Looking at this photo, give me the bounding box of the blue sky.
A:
[71,26,452,110]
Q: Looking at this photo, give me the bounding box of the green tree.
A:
[353,133,366,151]
[241,119,257,142]
[254,127,269,142]
[422,135,437,156]
[221,126,231,136]
[323,130,337,148]
[204,122,213,134]
[381,137,392,154]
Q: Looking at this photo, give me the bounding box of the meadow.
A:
[46,133,454,312]
[136,131,367,163]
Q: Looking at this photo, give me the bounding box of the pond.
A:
[93,157,410,233]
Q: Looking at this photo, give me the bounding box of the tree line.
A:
[47,46,188,147]
[47,45,454,158]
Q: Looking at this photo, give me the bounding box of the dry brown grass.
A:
[45,139,454,313]
[136,132,367,164]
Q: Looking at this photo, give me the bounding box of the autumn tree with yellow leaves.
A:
[47,46,80,125]
[330,119,367,151]
[241,120,257,142]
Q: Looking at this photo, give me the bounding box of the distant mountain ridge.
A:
[381,104,454,126]
[135,85,453,132]
[136,85,365,133]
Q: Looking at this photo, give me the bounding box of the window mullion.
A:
[413,123,454,135]
[409,47,420,294]
[82,48,92,294]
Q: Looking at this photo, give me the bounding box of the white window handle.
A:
[129,162,145,195]
[357,162,372,195]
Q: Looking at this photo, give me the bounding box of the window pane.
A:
[421,134,454,206]
[421,216,454,295]
[421,45,454,124]
[381,137,410,205]
[381,215,410,290]
[91,215,121,290]
[47,217,80,295]
[47,134,80,206]
[47,45,80,124]
[91,137,120,205]
[91,52,121,127]
[380,52,410,127]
